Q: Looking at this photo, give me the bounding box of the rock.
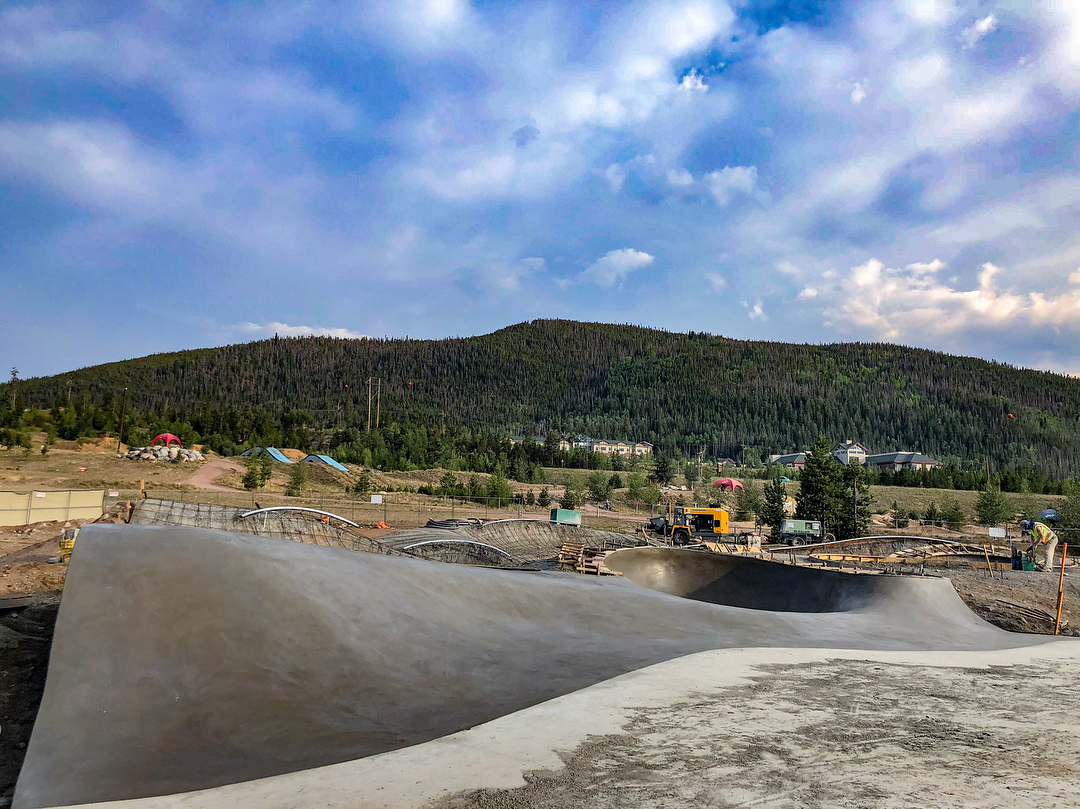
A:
[46,556,62,564]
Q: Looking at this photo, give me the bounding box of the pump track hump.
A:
[14,524,1070,809]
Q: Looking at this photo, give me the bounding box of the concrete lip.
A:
[603,545,926,612]
[14,525,1066,808]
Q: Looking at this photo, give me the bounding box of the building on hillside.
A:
[770,452,807,469]
[717,457,738,469]
[563,436,652,456]
[865,451,941,471]
[572,435,593,450]
[557,438,572,452]
[831,440,870,465]
[508,435,543,446]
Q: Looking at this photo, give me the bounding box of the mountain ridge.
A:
[6,320,1080,473]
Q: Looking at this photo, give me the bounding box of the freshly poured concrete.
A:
[15,526,1059,808]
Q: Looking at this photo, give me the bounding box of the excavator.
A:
[644,504,730,545]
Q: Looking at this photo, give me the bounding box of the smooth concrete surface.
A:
[605,546,904,611]
[48,642,1080,809]
[15,525,1054,808]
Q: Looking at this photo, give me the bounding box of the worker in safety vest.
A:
[1021,520,1059,573]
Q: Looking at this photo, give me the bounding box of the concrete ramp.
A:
[605,547,933,612]
[15,525,1048,808]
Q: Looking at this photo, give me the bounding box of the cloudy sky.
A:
[2,0,1078,378]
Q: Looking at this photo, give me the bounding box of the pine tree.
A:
[560,475,585,509]
[735,484,762,522]
[354,469,372,494]
[242,455,264,491]
[795,435,843,534]
[974,487,1011,525]
[285,462,307,497]
[923,502,942,523]
[525,489,535,507]
[586,470,612,502]
[537,486,551,508]
[684,460,700,489]
[760,476,787,541]
[258,452,273,485]
[940,496,967,528]
[487,467,512,502]
[439,470,458,495]
[836,463,872,540]
[652,455,674,486]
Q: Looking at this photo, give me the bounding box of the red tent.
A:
[151,433,182,447]
[713,477,744,491]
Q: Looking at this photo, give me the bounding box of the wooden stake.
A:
[1055,543,1068,636]
[983,545,995,578]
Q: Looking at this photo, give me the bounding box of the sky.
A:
[2,0,1078,379]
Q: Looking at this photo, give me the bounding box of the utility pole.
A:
[375,378,381,429]
[66,378,73,406]
[116,387,128,454]
[367,378,373,433]
[9,367,17,411]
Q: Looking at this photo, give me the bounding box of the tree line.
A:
[5,319,1080,478]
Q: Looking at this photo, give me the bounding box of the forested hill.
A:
[8,320,1080,473]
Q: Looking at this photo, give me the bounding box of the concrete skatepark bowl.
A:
[14,524,1071,808]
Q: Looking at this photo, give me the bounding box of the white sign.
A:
[370,494,383,504]
[109,491,120,497]
[988,527,1006,538]
[34,492,46,498]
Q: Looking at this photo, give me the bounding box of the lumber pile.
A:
[558,541,622,575]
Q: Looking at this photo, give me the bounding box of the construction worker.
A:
[1021,520,1059,573]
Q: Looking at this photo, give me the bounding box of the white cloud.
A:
[797,286,818,299]
[741,299,766,321]
[603,163,627,193]
[704,271,727,293]
[679,69,708,92]
[230,322,367,339]
[704,165,760,206]
[821,259,1080,340]
[777,260,801,277]
[579,248,655,286]
[850,81,867,104]
[667,167,694,187]
[960,14,998,50]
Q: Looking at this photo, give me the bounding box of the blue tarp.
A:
[302,454,350,472]
[239,447,294,463]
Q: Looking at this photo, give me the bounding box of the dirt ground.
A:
[0,601,58,809]
[0,521,77,599]
[436,654,1080,809]
[948,564,1080,636]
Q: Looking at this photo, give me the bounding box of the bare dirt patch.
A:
[436,655,1080,809]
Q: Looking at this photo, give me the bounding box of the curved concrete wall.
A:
[605,547,911,612]
[15,525,1041,809]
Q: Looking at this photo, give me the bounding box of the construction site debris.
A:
[123,446,205,462]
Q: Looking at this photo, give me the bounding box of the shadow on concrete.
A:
[14,525,1048,809]
[604,547,897,612]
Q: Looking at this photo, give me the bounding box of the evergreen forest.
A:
[4,320,1079,482]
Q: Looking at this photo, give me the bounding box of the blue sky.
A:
[2,0,1078,378]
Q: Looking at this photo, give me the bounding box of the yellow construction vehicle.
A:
[645,504,730,546]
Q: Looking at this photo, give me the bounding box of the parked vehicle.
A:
[779,519,833,545]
